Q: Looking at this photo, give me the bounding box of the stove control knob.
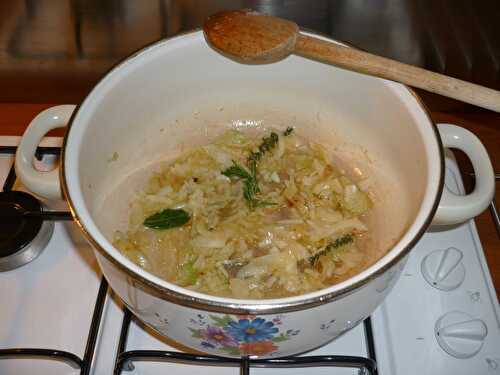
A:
[421,247,465,291]
[435,311,488,358]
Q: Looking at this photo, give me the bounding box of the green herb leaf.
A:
[222,161,253,180]
[222,161,262,208]
[143,208,190,230]
[243,178,259,202]
[309,234,354,265]
[283,127,294,136]
[210,315,234,327]
[222,131,281,209]
[189,328,203,338]
[272,333,290,343]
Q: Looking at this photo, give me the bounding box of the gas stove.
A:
[0,136,498,375]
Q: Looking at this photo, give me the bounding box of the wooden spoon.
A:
[204,9,500,112]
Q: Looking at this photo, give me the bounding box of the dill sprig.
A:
[221,162,253,180]
[242,171,260,207]
[309,234,354,265]
[222,161,261,208]
[283,127,294,136]
[222,131,281,209]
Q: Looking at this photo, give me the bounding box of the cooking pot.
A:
[15,30,495,358]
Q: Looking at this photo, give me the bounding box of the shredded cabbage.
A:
[114,128,372,299]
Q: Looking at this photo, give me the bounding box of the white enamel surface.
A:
[435,311,488,359]
[94,249,404,358]
[433,124,495,225]
[371,153,500,375]
[62,30,444,310]
[15,105,76,200]
[421,247,466,291]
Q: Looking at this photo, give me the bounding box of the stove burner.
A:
[0,191,54,271]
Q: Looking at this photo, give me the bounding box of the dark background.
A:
[1,0,499,110]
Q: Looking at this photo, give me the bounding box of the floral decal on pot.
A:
[189,314,299,356]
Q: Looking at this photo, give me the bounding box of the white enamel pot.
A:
[15,30,495,358]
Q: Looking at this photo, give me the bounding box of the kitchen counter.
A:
[1,103,498,299]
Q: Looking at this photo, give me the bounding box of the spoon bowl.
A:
[203,9,298,63]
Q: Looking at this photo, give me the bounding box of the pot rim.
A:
[61,29,445,314]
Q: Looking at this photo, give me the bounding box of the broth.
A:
[112,128,375,298]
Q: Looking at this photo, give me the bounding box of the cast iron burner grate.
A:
[0,144,379,374]
[0,145,107,374]
[0,146,72,271]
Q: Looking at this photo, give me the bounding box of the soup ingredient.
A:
[283,126,294,136]
[114,128,372,299]
[308,233,354,265]
[222,161,263,208]
[221,127,294,208]
[143,208,190,230]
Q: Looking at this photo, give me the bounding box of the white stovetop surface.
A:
[0,136,499,375]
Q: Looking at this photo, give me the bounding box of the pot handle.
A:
[15,105,76,200]
[432,123,495,225]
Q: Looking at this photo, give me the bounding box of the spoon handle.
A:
[295,34,500,112]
